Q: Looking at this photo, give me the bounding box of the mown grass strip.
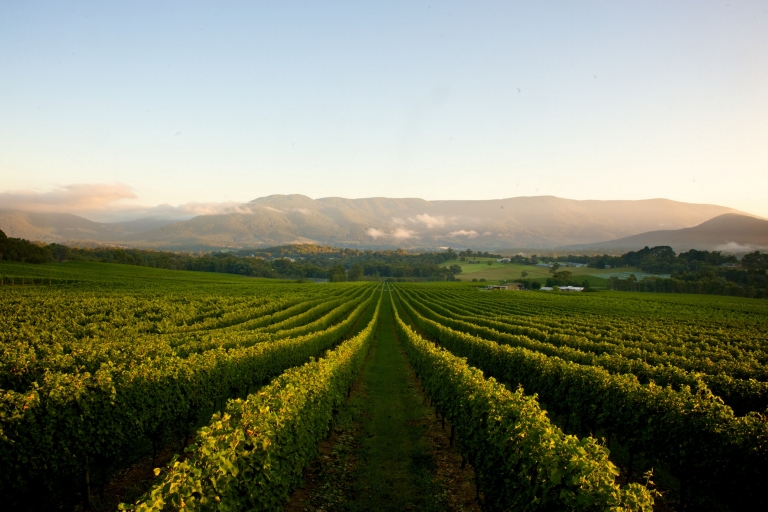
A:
[342,289,449,511]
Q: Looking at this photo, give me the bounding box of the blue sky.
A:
[1,1,767,219]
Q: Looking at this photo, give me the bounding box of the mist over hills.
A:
[0,195,752,251]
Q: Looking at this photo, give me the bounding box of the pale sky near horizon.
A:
[1,1,767,221]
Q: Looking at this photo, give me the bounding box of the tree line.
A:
[0,230,459,281]
[499,245,766,298]
[3,230,766,294]
[596,246,768,298]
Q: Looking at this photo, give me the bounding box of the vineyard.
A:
[0,262,765,510]
[392,284,768,510]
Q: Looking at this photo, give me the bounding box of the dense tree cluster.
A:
[457,249,502,260]
[598,246,768,298]
[236,245,460,280]
[0,230,55,263]
[535,246,740,272]
[499,245,766,297]
[606,274,764,297]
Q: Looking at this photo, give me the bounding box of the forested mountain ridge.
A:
[0,195,746,250]
[565,213,768,252]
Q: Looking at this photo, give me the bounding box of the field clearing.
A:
[0,260,267,284]
[438,259,637,282]
[594,271,672,280]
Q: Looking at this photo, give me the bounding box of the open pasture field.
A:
[1,261,765,511]
[0,259,263,284]
[437,258,637,283]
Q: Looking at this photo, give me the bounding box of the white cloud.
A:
[0,183,136,213]
[714,242,767,253]
[294,208,312,215]
[0,182,254,222]
[366,227,416,239]
[148,202,248,217]
[411,213,446,228]
[261,206,284,213]
[366,227,386,238]
[393,228,415,239]
[482,231,492,236]
[449,230,478,238]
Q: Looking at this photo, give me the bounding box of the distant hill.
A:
[0,210,127,243]
[563,214,768,253]
[0,195,747,250]
[0,210,177,244]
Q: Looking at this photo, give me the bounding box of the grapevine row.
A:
[391,291,655,511]
[400,287,768,414]
[412,287,768,377]
[0,285,365,391]
[0,284,378,497]
[419,287,767,356]
[120,290,382,511]
[393,286,768,508]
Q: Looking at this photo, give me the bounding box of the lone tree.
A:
[521,270,528,279]
[449,264,462,275]
[549,262,561,274]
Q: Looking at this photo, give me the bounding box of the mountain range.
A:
[0,195,763,252]
[564,213,768,253]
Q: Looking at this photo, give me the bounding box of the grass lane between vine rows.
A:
[287,290,479,512]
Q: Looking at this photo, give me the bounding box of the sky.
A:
[1,1,767,221]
